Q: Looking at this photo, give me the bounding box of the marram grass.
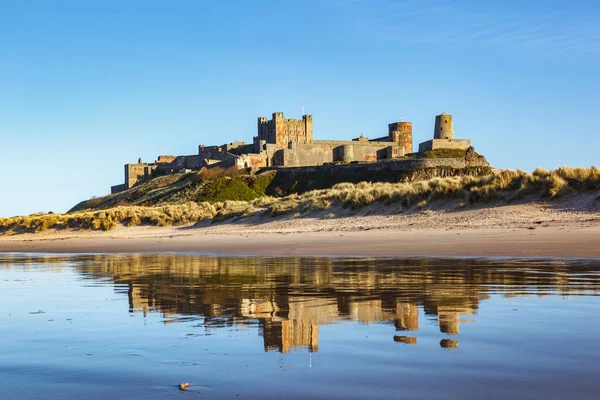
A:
[1,167,598,234]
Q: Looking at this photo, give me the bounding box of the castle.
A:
[111,112,473,194]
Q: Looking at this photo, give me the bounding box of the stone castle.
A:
[111,112,473,194]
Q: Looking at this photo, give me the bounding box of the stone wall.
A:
[418,139,471,152]
[155,155,204,175]
[263,156,487,175]
[286,142,335,166]
[110,183,127,195]
[199,142,248,159]
[156,155,177,164]
[198,145,225,160]
[176,155,203,170]
[235,152,268,169]
[277,140,404,167]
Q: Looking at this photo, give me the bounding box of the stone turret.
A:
[418,113,470,152]
[434,113,454,140]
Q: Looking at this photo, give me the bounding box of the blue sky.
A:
[2,0,599,217]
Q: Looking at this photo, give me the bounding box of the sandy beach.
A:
[1,200,599,258]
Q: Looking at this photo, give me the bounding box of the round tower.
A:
[388,122,413,155]
[434,113,454,140]
[341,144,354,163]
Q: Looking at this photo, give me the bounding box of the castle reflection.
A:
[3,254,599,352]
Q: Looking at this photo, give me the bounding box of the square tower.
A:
[256,112,313,147]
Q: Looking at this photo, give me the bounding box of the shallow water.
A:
[1,254,599,399]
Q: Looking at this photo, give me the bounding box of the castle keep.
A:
[418,113,471,152]
[111,112,476,194]
[257,112,313,146]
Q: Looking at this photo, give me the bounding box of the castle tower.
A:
[273,112,284,144]
[388,122,413,155]
[257,116,272,144]
[303,114,313,143]
[256,112,313,147]
[434,113,454,140]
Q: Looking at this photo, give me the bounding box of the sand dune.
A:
[1,199,599,258]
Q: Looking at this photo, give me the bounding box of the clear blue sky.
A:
[2,0,599,217]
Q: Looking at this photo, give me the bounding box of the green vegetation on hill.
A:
[70,168,278,212]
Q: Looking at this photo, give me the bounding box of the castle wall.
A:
[418,139,471,152]
[198,145,227,160]
[111,184,127,194]
[283,142,335,166]
[235,152,268,169]
[173,155,203,170]
[199,142,249,159]
[228,143,255,156]
[224,141,247,152]
[154,155,205,175]
[262,156,489,175]
[156,155,177,164]
[277,140,404,167]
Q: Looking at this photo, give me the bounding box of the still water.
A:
[1,254,599,399]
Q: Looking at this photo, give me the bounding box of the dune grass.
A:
[1,166,598,235]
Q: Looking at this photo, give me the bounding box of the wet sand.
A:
[1,225,599,258]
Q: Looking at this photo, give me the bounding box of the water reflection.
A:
[3,254,599,353]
